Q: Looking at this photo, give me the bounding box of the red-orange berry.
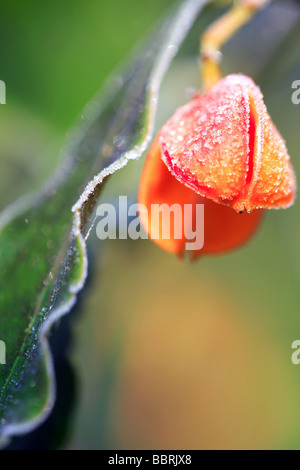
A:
[138,74,296,258]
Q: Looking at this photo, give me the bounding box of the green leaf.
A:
[0,0,208,446]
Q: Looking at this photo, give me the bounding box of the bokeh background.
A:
[1,0,300,450]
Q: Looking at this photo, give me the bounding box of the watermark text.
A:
[95,196,204,252]
[0,340,6,365]
[291,80,300,105]
[0,80,6,104]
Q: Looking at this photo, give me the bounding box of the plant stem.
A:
[201,0,270,91]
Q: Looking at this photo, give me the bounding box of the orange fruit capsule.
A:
[138,74,296,259]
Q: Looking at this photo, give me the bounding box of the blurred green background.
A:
[1,0,300,450]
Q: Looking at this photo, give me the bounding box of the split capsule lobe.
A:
[160,74,296,213]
